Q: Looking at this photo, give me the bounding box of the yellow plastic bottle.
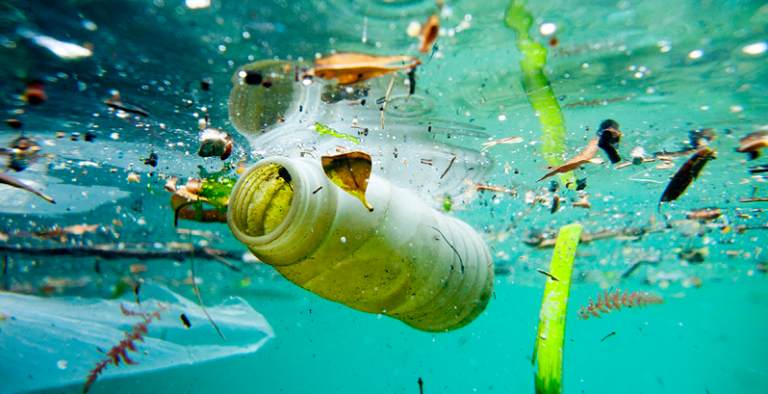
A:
[227,157,494,332]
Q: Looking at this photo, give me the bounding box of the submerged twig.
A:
[190,248,226,341]
[381,73,397,130]
[0,243,243,267]
[440,155,457,179]
[536,268,559,281]
[508,196,541,231]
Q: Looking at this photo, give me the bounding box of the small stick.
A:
[740,197,768,202]
[440,155,457,179]
[202,247,242,272]
[313,186,323,194]
[537,268,559,281]
[508,196,541,231]
[600,331,616,342]
[190,247,226,341]
[381,73,397,130]
[621,261,643,278]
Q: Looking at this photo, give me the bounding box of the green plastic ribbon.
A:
[504,0,574,187]
[532,223,583,394]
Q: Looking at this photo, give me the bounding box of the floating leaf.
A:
[659,147,716,206]
[321,151,374,212]
[0,172,55,204]
[418,14,439,54]
[306,52,421,85]
[736,131,768,160]
[538,137,601,181]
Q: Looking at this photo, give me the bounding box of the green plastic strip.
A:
[532,223,583,394]
[504,0,574,187]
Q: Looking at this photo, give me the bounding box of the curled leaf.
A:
[538,137,601,181]
[659,147,716,205]
[736,131,768,160]
[418,14,439,54]
[305,53,421,85]
[321,151,374,212]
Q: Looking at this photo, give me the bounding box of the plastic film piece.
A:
[227,157,494,332]
[504,0,573,187]
[532,223,583,394]
[228,60,299,135]
[0,285,273,394]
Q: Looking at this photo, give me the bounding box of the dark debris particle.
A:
[244,71,263,85]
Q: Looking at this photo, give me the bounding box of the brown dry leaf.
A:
[736,131,768,160]
[321,151,374,212]
[306,53,421,85]
[538,137,601,181]
[418,14,440,54]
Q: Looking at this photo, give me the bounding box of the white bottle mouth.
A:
[227,157,338,266]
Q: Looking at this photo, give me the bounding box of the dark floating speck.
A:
[244,71,263,85]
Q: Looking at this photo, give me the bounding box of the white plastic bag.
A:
[0,285,274,394]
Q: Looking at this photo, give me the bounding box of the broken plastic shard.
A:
[0,285,274,393]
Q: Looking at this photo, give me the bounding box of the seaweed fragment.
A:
[577,289,664,320]
[83,301,168,393]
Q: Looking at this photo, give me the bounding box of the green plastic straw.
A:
[504,0,574,187]
[532,223,583,394]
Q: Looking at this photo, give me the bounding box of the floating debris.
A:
[22,80,47,105]
[142,152,158,167]
[678,246,709,263]
[418,14,439,54]
[1,135,42,172]
[573,194,591,209]
[685,208,722,221]
[304,52,421,85]
[689,128,717,149]
[659,147,716,208]
[197,128,233,160]
[104,91,150,117]
[577,289,664,320]
[126,173,141,183]
[736,131,768,160]
[314,122,360,145]
[480,136,524,152]
[538,137,602,181]
[596,119,622,163]
[0,172,55,204]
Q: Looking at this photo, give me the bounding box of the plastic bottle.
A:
[227,157,494,332]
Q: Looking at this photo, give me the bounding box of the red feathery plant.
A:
[83,301,168,393]
[577,289,663,320]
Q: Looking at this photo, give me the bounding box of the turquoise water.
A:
[1,0,767,393]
